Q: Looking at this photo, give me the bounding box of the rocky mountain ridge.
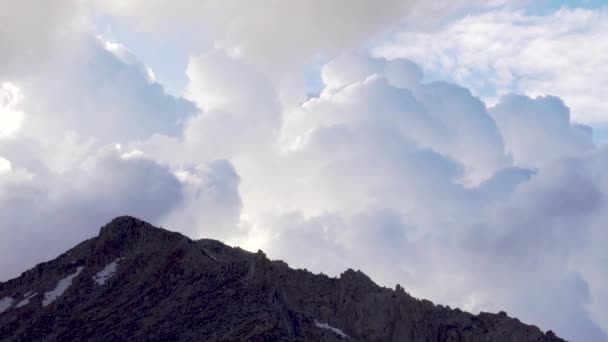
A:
[0,216,565,341]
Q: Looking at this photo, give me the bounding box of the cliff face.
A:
[0,216,564,341]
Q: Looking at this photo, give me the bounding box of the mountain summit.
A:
[0,216,564,341]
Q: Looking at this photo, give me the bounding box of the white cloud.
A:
[138,50,607,341]
[0,157,11,173]
[0,0,87,77]
[95,0,506,75]
[17,36,198,143]
[99,36,157,83]
[461,150,608,341]
[162,159,243,243]
[375,7,608,124]
[0,35,242,279]
[0,147,184,281]
[293,53,509,184]
[185,50,279,119]
[0,136,243,284]
[490,94,595,169]
[0,82,24,138]
[0,34,200,174]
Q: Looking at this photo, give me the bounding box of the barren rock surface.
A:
[0,216,565,341]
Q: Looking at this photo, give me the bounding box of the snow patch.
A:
[0,297,14,314]
[16,292,37,308]
[202,248,217,261]
[93,258,123,285]
[43,266,84,307]
[315,319,350,338]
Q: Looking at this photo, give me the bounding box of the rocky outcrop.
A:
[0,216,565,341]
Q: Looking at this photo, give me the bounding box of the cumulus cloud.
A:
[133,49,608,340]
[0,0,87,77]
[375,7,608,124]
[0,26,221,281]
[162,159,244,243]
[94,0,506,73]
[14,36,198,144]
[490,94,595,169]
[0,147,183,281]
[0,82,24,138]
[0,38,199,182]
[461,150,608,341]
[294,53,509,184]
[0,140,243,283]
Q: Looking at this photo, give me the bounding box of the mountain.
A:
[0,216,564,341]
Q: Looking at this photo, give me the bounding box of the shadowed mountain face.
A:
[0,216,564,341]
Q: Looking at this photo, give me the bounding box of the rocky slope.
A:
[0,216,565,341]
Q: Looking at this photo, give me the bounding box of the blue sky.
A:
[94,14,193,96]
[529,0,607,13]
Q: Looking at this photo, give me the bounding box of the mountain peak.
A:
[96,215,187,254]
[0,216,565,341]
[99,215,154,237]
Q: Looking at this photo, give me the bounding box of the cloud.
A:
[14,36,198,144]
[0,82,24,138]
[490,94,595,169]
[133,50,608,341]
[0,31,235,281]
[185,50,279,114]
[0,36,199,181]
[374,7,608,124]
[162,159,244,243]
[95,0,504,73]
[296,53,509,184]
[264,209,418,289]
[0,141,243,284]
[461,150,608,341]
[0,0,86,77]
[1,3,608,341]
[0,147,183,281]
[0,157,10,173]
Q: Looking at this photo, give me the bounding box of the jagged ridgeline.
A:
[0,216,564,341]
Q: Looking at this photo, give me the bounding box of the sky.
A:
[0,1,607,340]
